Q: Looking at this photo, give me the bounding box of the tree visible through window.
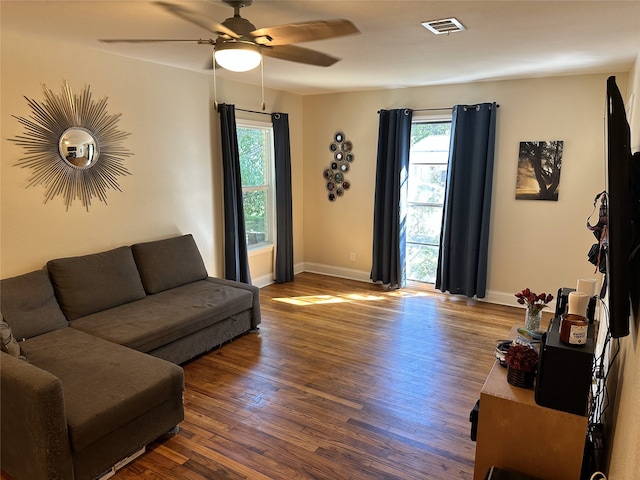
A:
[237,122,274,248]
[406,120,451,283]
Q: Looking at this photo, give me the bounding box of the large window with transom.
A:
[406,118,452,283]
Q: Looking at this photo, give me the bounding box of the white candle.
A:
[577,278,597,297]
[568,291,590,317]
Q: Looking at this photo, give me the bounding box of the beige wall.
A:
[301,72,639,477]
[3,20,639,480]
[302,74,621,305]
[606,49,640,480]
[0,30,303,283]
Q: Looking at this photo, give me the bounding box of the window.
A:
[237,120,275,249]
[406,119,451,283]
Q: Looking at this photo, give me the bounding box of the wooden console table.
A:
[473,326,588,480]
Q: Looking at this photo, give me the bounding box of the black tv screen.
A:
[606,76,632,338]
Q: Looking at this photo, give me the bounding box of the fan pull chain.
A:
[213,52,218,110]
[211,49,218,111]
[261,58,265,111]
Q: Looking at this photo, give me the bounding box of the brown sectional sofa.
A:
[0,234,261,480]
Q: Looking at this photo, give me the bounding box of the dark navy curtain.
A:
[272,112,294,283]
[370,108,413,288]
[436,103,497,298]
[218,103,251,284]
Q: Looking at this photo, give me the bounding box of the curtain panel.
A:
[436,103,497,298]
[272,113,294,283]
[218,103,252,284]
[370,108,413,288]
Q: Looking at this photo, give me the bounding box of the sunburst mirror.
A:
[10,81,132,210]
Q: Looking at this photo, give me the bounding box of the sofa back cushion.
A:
[47,247,146,320]
[0,269,68,339]
[131,234,208,294]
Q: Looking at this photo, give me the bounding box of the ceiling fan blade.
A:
[251,19,359,46]
[99,39,215,44]
[262,44,340,67]
[155,1,239,39]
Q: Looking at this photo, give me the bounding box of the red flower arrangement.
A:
[515,288,554,315]
[504,344,539,372]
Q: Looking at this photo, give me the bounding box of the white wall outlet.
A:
[349,252,356,262]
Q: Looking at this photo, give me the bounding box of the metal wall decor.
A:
[10,81,132,210]
[324,131,354,201]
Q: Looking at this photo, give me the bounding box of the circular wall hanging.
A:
[323,130,354,201]
[9,81,132,210]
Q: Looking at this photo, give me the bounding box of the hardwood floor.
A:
[5,273,528,480]
[114,273,528,480]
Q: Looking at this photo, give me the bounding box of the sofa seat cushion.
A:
[0,269,68,340]
[20,328,184,452]
[131,234,208,294]
[47,247,147,321]
[68,280,253,353]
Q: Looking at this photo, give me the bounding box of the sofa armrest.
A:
[205,277,261,329]
[1,352,73,480]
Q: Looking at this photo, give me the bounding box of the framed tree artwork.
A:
[515,140,563,201]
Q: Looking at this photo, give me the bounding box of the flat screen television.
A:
[605,76,639,338]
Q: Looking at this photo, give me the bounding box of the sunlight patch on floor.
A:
[273,289,429,306]
[273,295,349,306]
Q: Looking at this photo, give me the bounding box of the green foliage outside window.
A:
[411,122,451,146]
[237,126,272,247]
[238,128,266,186]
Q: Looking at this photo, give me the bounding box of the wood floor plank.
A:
[1,273,527,480]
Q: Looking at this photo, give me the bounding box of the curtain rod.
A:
[237,107,272,116]
[414,107,454,112]
[377,104,500,114]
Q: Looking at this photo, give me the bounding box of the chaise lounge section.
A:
[0,234,261,480]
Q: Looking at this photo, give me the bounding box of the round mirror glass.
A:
[59,127,99,168]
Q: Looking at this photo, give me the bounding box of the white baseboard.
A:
[482,289,558,313]
[290,263,558,312]
[250,262,307,288]
[301,262,372,283]
[482,289,518,306]
[251,273,274,289]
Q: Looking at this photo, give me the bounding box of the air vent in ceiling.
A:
[421,18,465,35]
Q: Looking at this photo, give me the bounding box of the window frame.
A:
[406,113,452,283]
[236,118,276,252]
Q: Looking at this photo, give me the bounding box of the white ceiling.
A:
[3,0,640,95]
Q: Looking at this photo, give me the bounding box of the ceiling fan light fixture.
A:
[215,41,262,72]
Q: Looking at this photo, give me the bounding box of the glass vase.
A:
[525,306,542,332]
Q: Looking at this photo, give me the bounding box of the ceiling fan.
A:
[100,1,360,72]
